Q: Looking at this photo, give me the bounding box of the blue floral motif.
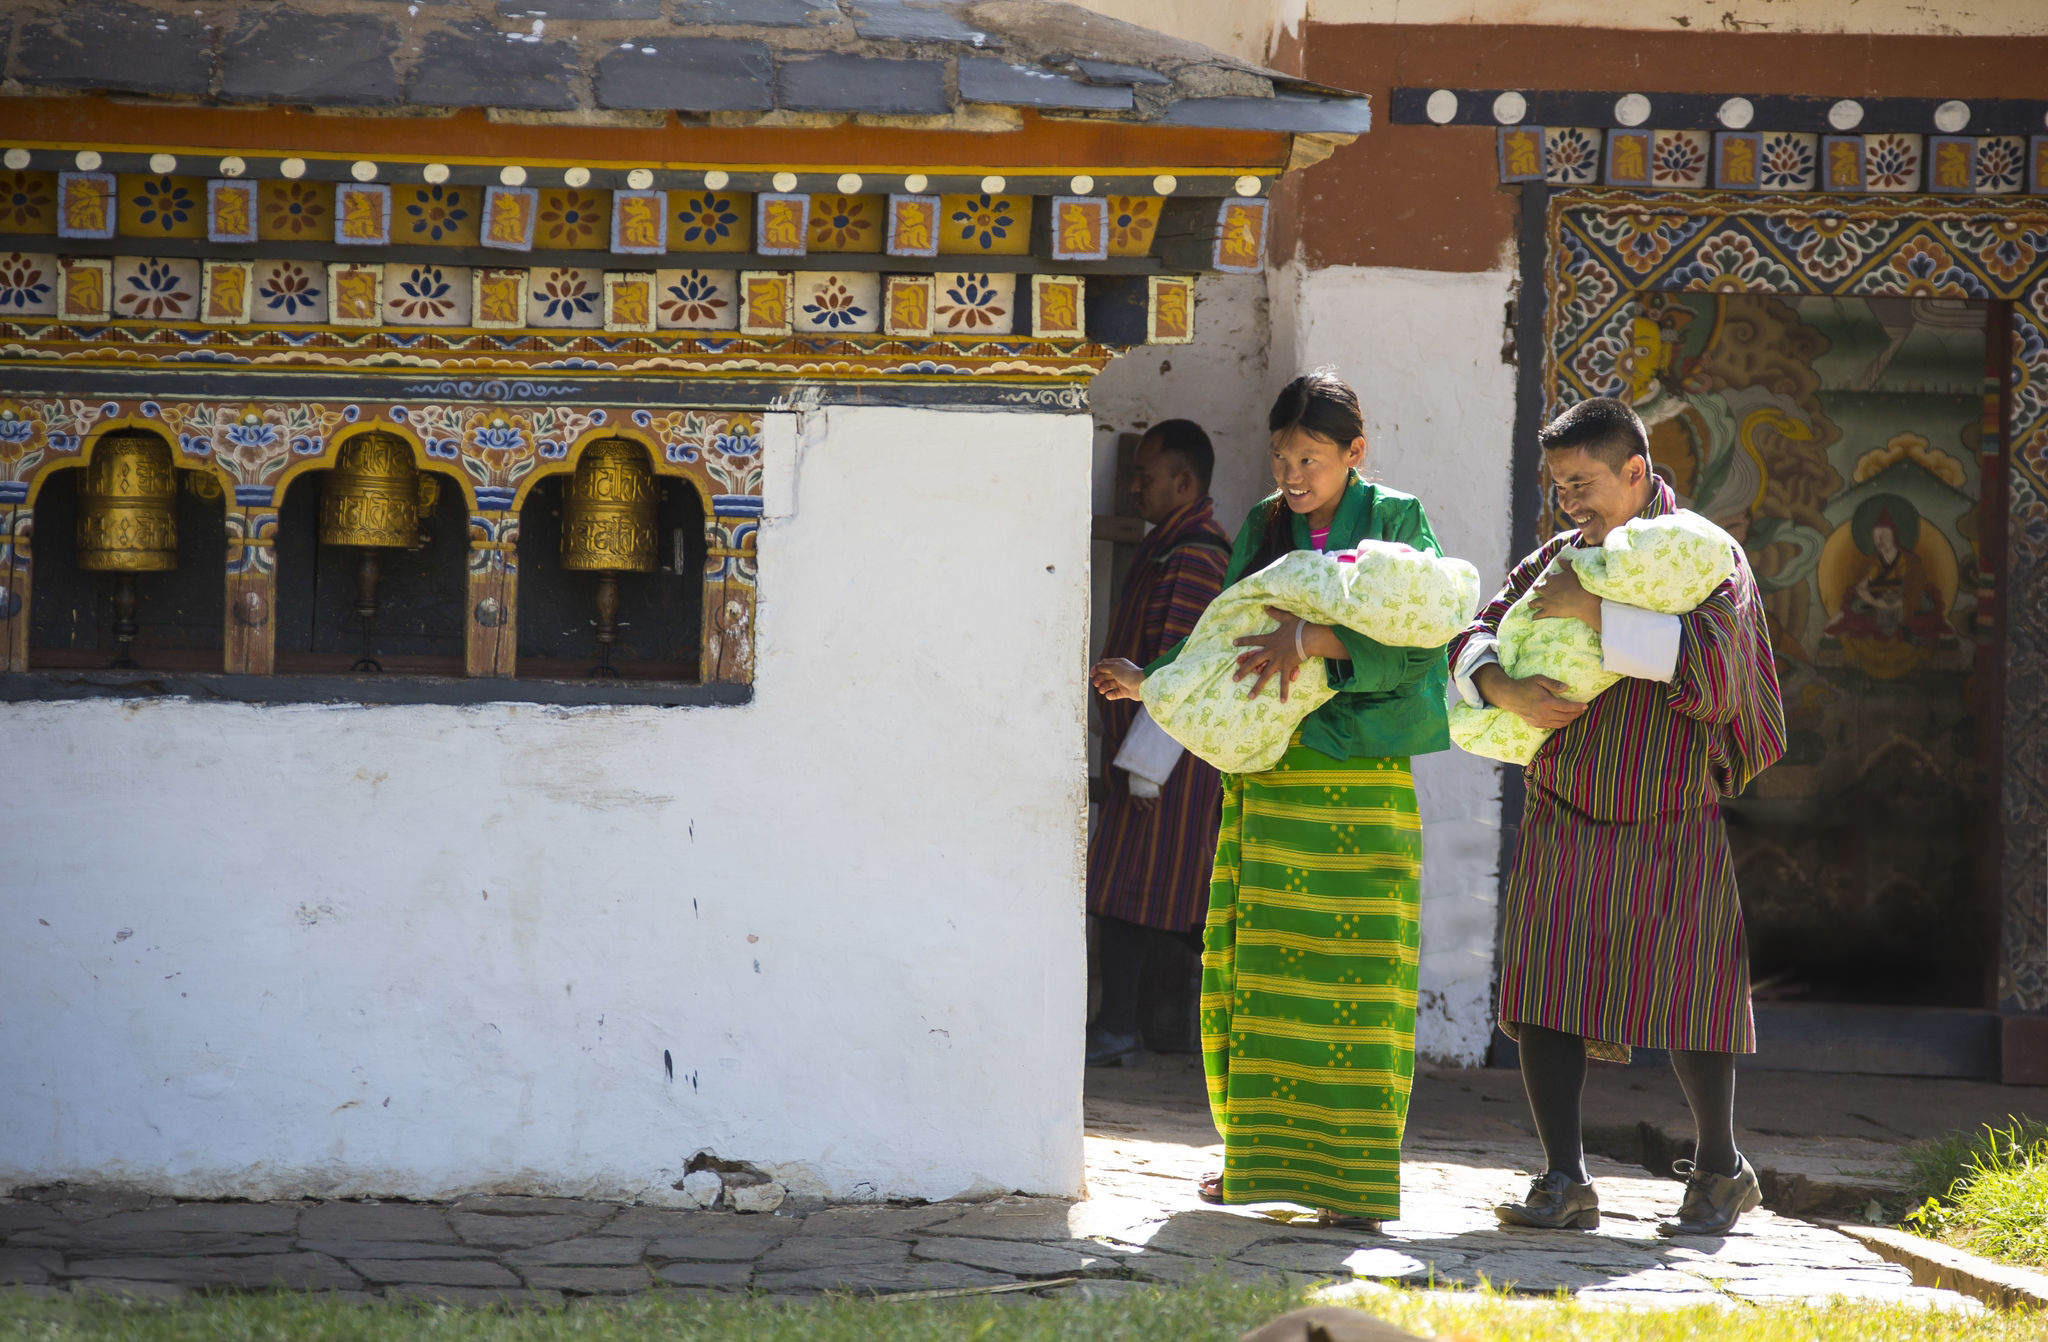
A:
[632,409,654,428]
[934,273,1008,331]
[47,430,80,453]
[391,265,457,321]
[536,269,595,320]
[132,176,194,232]
[291,434,324,455]
[343,405,362,422]
[225,421,278,450]
[120,264,193,320]
[951,194,1013,250]
[404,185,469,241]
[677,193,738,245]
[389,406,410,422]
[258,262,322,318]
[664,441,700,464]
[713,428,760,458]
[425,437,460,460]
[141,401,161,418]
[177,432,213,456]
[1759,134,1816,190]
[0,418,34,446]
[590,410,607,425]
[538,439,569,460]
[474,421,526,452]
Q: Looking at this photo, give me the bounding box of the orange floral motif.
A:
[539,191,604,246]
[809,196,873,249]
[262,181,331,239]
[0,172,54,230]
[1107,197,1160,254]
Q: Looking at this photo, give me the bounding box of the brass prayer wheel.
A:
[77,432,177,573]
[560,438,658,573]
[320,431,419,549]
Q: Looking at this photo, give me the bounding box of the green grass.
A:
[1901,1117,2048,1270]
[1899,1115,2048,1207]
[0,1279,2036,1342]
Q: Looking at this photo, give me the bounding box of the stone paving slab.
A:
[0,1064,2002,1310]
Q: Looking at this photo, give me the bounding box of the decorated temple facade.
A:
[0,1,1365,1201]
[1095,0,2047,1080]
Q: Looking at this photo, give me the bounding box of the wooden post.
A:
[0,505,25,672]
[222,508,277,675]
[465,515,518,678]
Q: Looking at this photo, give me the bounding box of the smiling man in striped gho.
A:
[1448,397,1787,1238]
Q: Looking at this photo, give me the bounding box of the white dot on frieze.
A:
[1152,174,1176,194]
[76,150,103,171]
[1492,91,1527,125]
[1234,175,1261,196]
[500,165,528,187]
[837,172,862,193]
[1718,97,1753,129]
[280,157,306,179]
[2,149,27,171]
[704,169,729,189]
[564,166,591,188]
[424,162,451,184]
[772,171,797,192]
[1425,89,1458,124]
[1829,99,1864,131]
[1934,100,1970,133]
[150,152,177,174]
[904,173,928,192]
[351,160,378,182]
[627,168,654,189]
[219,155,246,178]
[982,174,1007,193]
[1071,174,1094,194]
[1614,94,1651,127]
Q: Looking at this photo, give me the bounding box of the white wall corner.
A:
[760,411,800,523]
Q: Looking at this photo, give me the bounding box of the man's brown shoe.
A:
[1495,1172,1599,1230]
[1657,1155,1762,1236]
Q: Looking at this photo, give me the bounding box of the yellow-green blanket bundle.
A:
[1448,511,1738,765]
[1142,543,1480,775]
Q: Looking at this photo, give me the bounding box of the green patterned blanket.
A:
[1142,543,1480,775]
[1448,511,1738,765]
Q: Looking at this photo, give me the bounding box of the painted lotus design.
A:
[118,260,194,319]
[810,196,872,248]
[392,266,457,320]
[0,256,52,311]
[264,182,329,237]
[0,172,52,229]
[404,185,469,241]
[935,274,1007,330]
[1651,134,1708,185]
[540,191,603,246]
[661,272,728,325]
[802,277,867,329]
[1759,136,1816,190]
[132,176,195,232]
[537,270,595,320]
[677,194,739,245]
[259,263,322,318]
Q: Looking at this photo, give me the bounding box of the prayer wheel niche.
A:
[319,431,419,672]
[77,432,178,667]
[560,438,657,675]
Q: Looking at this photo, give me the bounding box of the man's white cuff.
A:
[1601,600,1680,681]
[1113,706,1185,787]
[1452,636,1500,708]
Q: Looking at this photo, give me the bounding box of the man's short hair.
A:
[1539,396,1649,472]
[1144,418,1215,494]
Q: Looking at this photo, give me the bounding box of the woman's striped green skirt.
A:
[1199,740,1422,1220]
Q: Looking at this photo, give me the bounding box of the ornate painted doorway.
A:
[1538,189,2048,1052]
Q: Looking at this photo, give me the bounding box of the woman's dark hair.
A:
[1246,370,1366,573]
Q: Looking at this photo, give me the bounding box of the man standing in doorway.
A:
[1450,397,1786,1235]
[1087,420,1231,1068]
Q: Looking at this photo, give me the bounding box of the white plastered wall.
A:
[1268,257,1520,1065]
[0,404,1091,1204]
[1301,0,2046,36]
[1084,255,1521,1064]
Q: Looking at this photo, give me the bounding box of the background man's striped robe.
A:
[1451,478,1786,1062]
[1088,497,1231,933]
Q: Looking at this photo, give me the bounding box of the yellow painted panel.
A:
[938,193,1030,256]
[668,189,751,253]
[117,174,207,240]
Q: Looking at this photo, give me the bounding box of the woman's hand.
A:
[1474,664,1587,729]
[1527,561,1601,631]
[1091,658,1145,701]
[1232,606,1311,702]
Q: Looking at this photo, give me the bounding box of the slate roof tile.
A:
[412,25,581,111]
[15,0,213,97]
[496,0,661,17]
[847,1,986,43]
[221,13,402,107]
[596,38,776,112]
[674,0,839,23]
[779,53,950,115]
[957,58,1131,110]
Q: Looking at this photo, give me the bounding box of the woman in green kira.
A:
[1092,370,1451,1229]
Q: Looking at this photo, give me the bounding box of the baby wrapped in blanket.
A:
[1141,542,1481,775]
[1448,510,1738,765]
